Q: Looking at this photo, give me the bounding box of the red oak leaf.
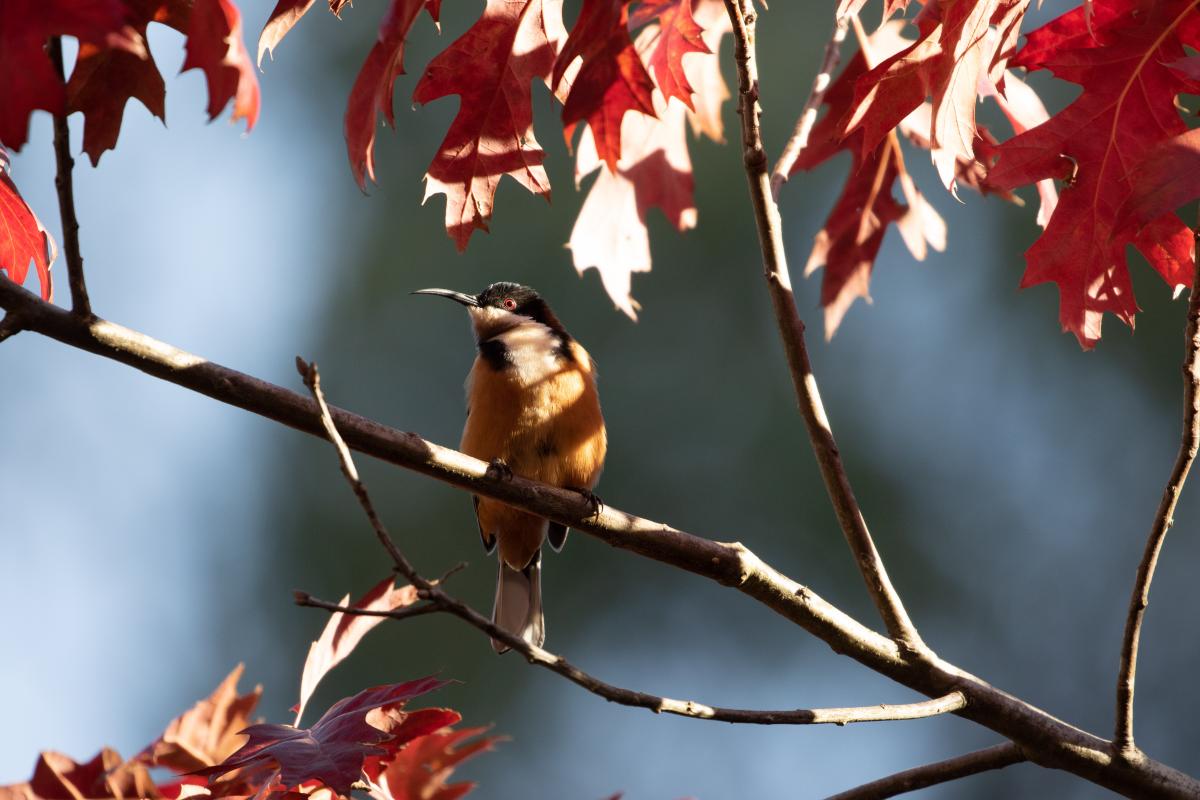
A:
[296,579,419,725]
[344,0,439,190]
[182,0,261,131]
[198,678,450,797]
[790,26,946,337]
[412,0,567,250]
[629,0,710,110]
[140,665,263,773]
[0,149,55,301]
[554,0,656,170]
[842,0,1030,194]
[0,0,142,151]
[1116,128,1200,236]
[364,726,499,800]
[67,31,166,165]
[258,0,316,65]
[988,0,1200,347]
[569,5,727,317]
[0,749,160,800]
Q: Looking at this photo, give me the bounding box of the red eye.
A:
[503,297,517,310]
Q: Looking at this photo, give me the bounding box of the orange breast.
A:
[461,340,606,569]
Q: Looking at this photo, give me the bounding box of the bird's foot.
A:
[568,486,603,518]
[486,458,513,481]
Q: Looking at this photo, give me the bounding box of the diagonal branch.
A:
[721,0,924,654]
[825,743,1026,800]
[2,277,1200,797]
[1114,228,1200,756]
[48,37,91,317]
[298,358,968,728]
[769,14,849,199]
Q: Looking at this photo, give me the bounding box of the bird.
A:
[414,282,607,652]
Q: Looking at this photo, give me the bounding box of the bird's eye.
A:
[503,297,517,311]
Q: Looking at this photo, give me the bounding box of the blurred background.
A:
[3,1,1199,797]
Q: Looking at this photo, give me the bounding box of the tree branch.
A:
[825,743,1026,800]
[296,592,965,726]
[48,37,91,318]
[298,359,969,728]
[769,15,848,199]
[0,311,23,343]
[721,0,924,654]
[2,276,1199,797]
[1114,227,1200,756]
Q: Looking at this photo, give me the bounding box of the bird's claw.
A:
[569,486,602,518]
[486,458,513,481]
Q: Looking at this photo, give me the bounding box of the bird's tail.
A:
[492,551,544,653]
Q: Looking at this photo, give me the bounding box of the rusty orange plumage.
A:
[415,283,606,652]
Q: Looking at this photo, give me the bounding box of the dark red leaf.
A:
[344,0,439,189]
[412,0,567,249]
[198,678,450,797]
[1116,128,1200,236]
[554,0,655,170]
[182,0,261,130]
[0,0,142,151]
[630,0,709,110]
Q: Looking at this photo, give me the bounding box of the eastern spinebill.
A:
[415,282,607,652]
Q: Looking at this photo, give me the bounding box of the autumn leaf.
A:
[1116,128,1200,236]
[0,149,56,301]
[0,0,142,151]
[140,664,263,773]
[789,25,946,337]
[364,726,499,800]
[0,749,159,800]
[296,578,419,726]
[198,678,450,797]
[988,0,1200,346]
[842,0,1031,194]
[344,0,440,190]
[65,0,191,166]
[568,1,728,318]
[554,0,656,170]
[629,0,710,111]
[182,0,261,131]
[412,0,567,250]
[259,0,316,65]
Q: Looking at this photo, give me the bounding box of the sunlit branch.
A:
[48,37,91,317]
[299,359,968,726]
[769,14,849,199]
[2,276,1199,796]
[1115,226,1200,756]
[721,0,924,654]
[825,743,1026,800]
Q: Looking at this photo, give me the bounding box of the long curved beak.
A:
[412,288,479,307]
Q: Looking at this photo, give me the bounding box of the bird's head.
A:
[414,282,565,340]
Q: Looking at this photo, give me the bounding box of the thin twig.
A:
[2,281,1200,796]
[307,581,966,725]
[769,15,849,199]
[721,0,924,654]
[299,360,968,727]
[825,743,1025,800]
[294,591,441,623]
[296,356,422,582]
[1114,225,1200,756]
[48,37,91,317]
